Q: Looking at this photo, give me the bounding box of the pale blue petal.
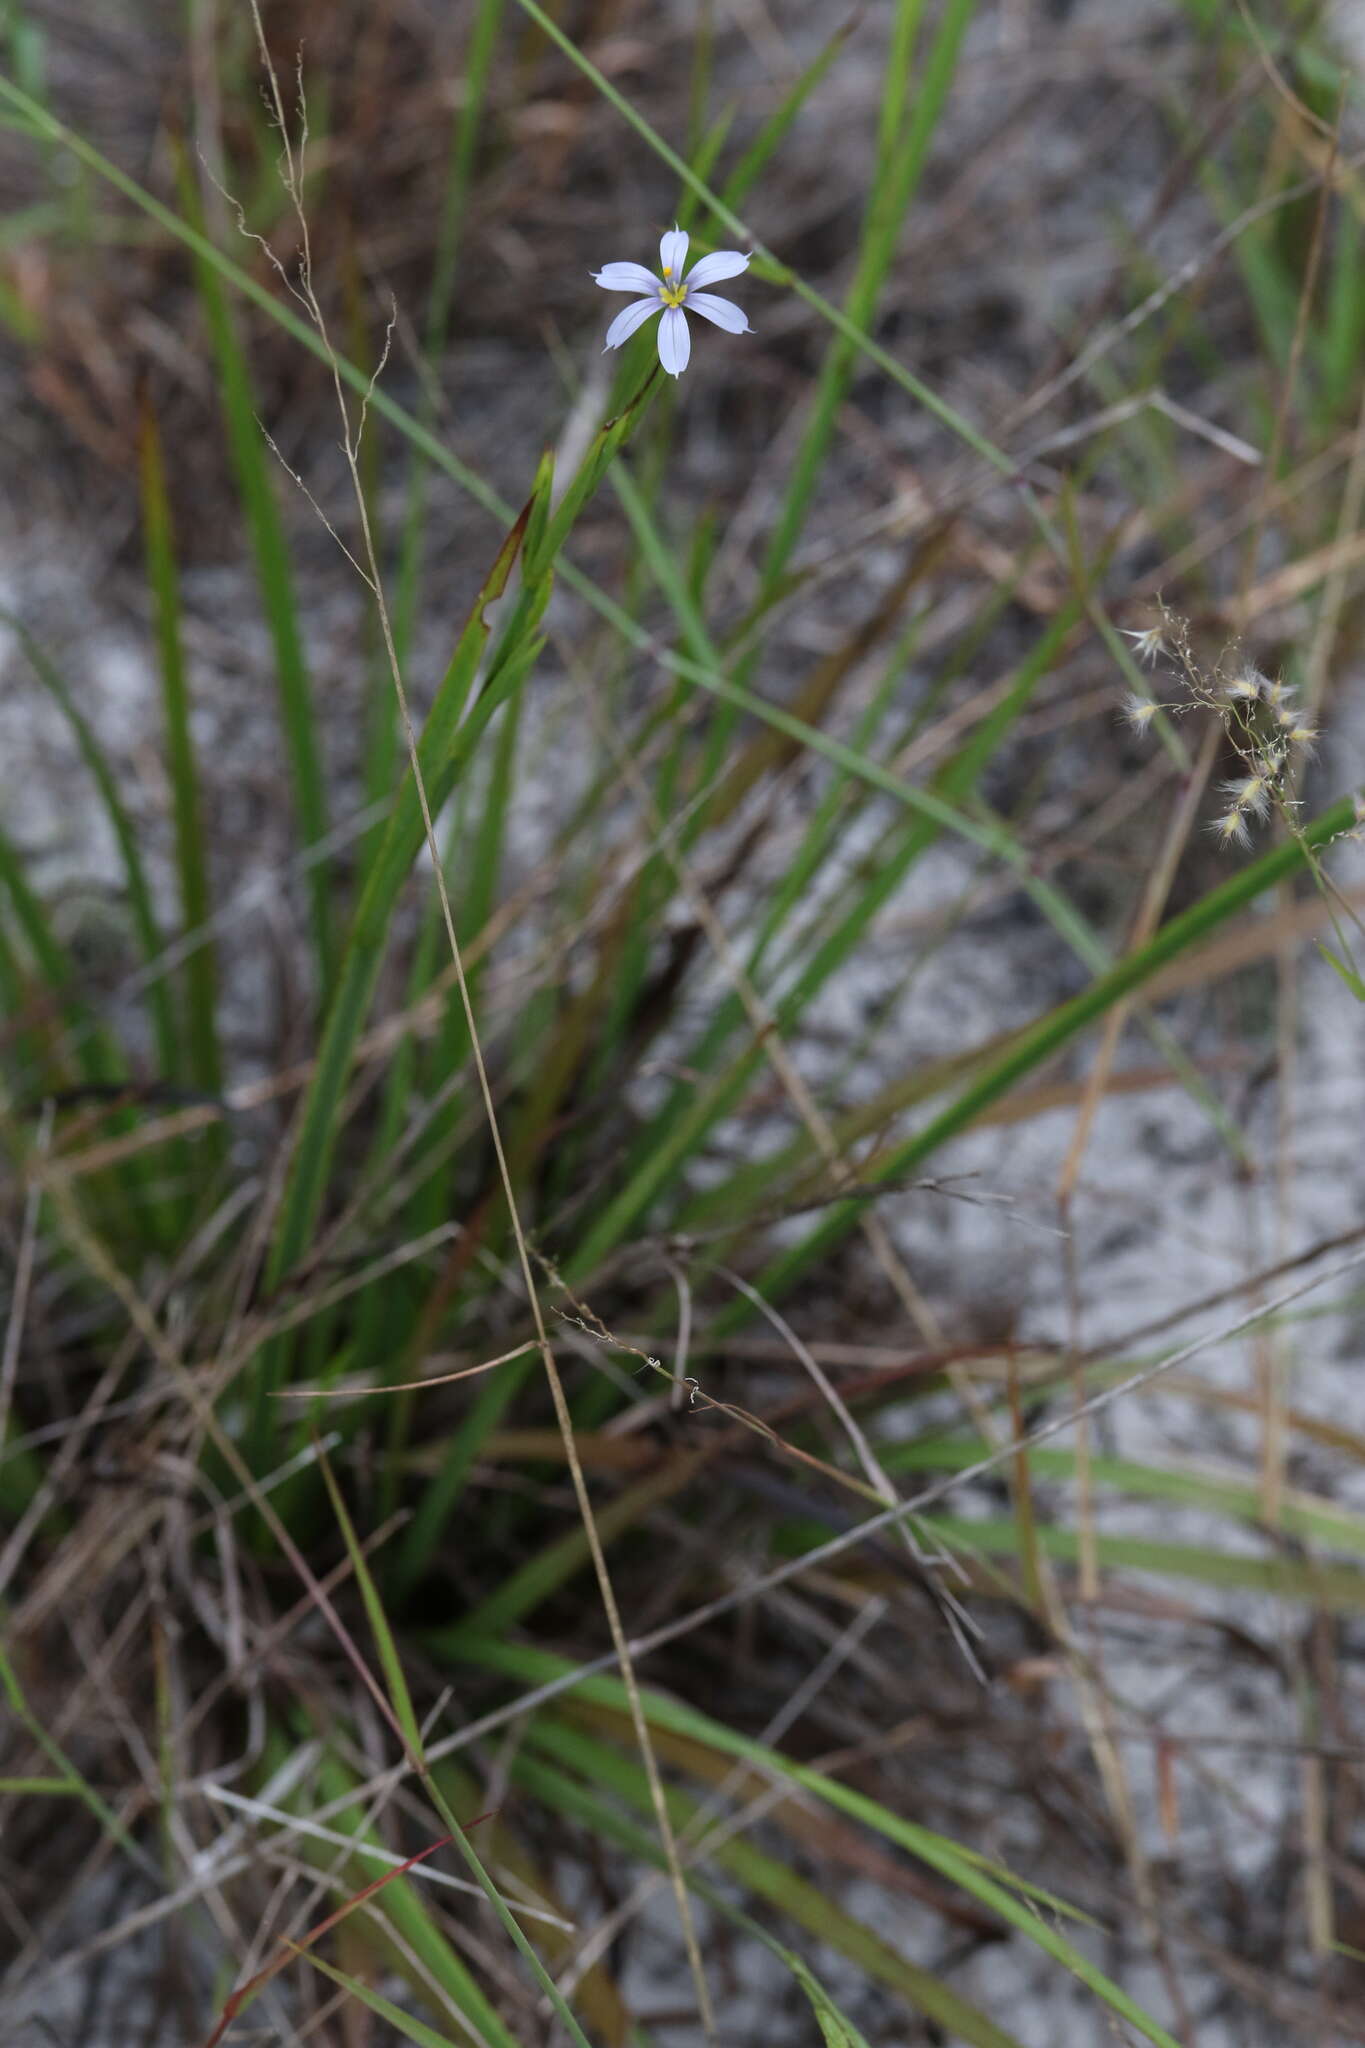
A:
[657,305,691,377]
[685,290,750,335]
[684,250,749,290]
[604,297,662,350]
[593,262,662,295]
[658,225,689,283]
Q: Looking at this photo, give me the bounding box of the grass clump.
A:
[3,3,1365,2043]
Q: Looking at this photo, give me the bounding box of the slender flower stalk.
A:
[592,225,752,378]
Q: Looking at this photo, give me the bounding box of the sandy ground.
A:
[6,0,1365,2040]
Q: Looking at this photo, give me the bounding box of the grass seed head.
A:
[1121,624,1166,666]
[1210,806,1252,849]
[1219,775,1271,819]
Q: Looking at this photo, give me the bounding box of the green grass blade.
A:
[708,14,858,223]
[566,603,1078,1275]
[259,391,655,1442]
[0,606,176,1078]
[437,1458,702,1646]
[391,1355,537,1597]
[293,1742,523,2048]
[139,408,221,1095]
[288,1951,468,2048]
[517,1733,1025,2048]
[175,158,334,987]
[740,790,1358,1313]
[388,0,508,707]
[262,481,538,1304]
[0,819,120,1090]
[316,1444,424,1759]
[306,1701,602,2048]
[0,1641,143,1866]
[760,0,974,590]
[781,1947,876,2048]
[885,1435,1365,1557]
[949,1512,1365,1607]
[456,1640,1181,2048]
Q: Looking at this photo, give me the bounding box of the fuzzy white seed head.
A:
[1224,672,1266,704]
[1220,775,1271,818]
[1121,690,1159,733]
[1122,626,1166,666]
[1210,807,1251,849]
[1219,775,1270,819]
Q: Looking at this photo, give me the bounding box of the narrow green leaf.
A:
[0,606,175,1076]
[784,1950,876,2048]
[456,1639,1180,2048]
[709,14,858,222]
[263,480,538,1303]
[761,0,974,591]
[300,1744,522,2048]
[910,1511,1365,1610]
[0,818,121,1091]
[316,1444,424,1759]
[139,409,222,1094]
[0,1642,143,1865]
[294,1946,470,2048]
[884,1435,1365,1558]
[739,791,1358,1314]
[175,153,334,986]
[1317,940,1365,1001]
[567,602,1077,1275]
[517,1732,1026,2048]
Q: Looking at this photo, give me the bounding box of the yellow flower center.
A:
[660,271,687,308]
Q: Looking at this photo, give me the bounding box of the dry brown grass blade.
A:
[275,1339,540,1400]
[27,1162,424,1765]
[1228,521,1365,628]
